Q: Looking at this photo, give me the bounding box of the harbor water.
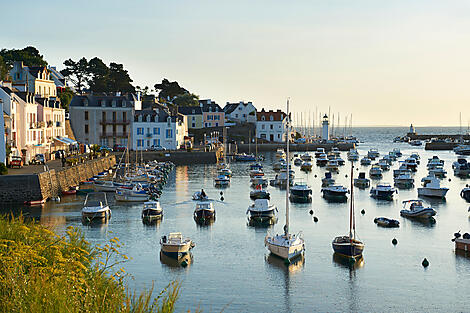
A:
[3,127,470,312]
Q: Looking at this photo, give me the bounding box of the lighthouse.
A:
[322,114,329,140]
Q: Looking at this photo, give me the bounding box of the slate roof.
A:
[69,93,138,108]
[199,99,223,113]
[134,109,183,123]
[177,106,202,115]
[256,108,286,122]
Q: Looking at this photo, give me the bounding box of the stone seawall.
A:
[0,155,116,204]
[128,151,219,165]
[235,142,355,153]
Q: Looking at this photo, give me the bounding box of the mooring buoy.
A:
[422,258,429,267]
[361,209,365,215]
[309,209,314,215]
[313,216,318,222]
[392,238,398,245]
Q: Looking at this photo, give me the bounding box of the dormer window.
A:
[270,115,273,121]
[112,100,116,107]
[261,116,265,121]
[138,115,143,122]
[101,100,105,107]
[146,115,151,122]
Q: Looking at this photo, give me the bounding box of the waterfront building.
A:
[47,66,72,92]
[223,101,257,123]
[10,61,57,98]
[255,108,287,142]
[199,99,225,128]
[177,106,203,129]
[0,99,6,164]
[132,108,187,150]
[322,114,329,140]
[69,93,141,147]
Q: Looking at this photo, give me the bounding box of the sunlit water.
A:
[3,127,470,312]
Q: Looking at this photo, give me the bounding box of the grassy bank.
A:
[0,216,180,313]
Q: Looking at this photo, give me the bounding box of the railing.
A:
[36,121,45,128]
[47,121,53,127]
[56,121,61,127]
[100,119,130,125]
[29,122,36,129]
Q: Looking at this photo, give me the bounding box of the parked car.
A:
[150,145,166,151]
[113,144,126,152]
[10,156,23,168]
[31,154,46,165]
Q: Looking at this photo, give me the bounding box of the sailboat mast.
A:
[350,163,355,239]
[285,98,290,236]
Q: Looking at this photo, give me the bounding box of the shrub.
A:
[0,162,7,175]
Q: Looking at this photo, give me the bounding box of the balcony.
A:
[100,119,130,125]
[100,132,129,138]
[36,121,45,128]
[56,121,62,127]
[47,121,53,127]
[29,122,36,129]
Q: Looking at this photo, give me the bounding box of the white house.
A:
[0,98,6,164]
[224,101,257,123]
[132,108,187,150]
[255,109,287,143]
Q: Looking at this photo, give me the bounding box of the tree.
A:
[61,57,90,93]
[0,46,47,67]
[172,93,200,106]
[87,57,109,93]
[58,87,75,112]
[154,78,189,101]
[0,56,9,81]
[107,62,134,93]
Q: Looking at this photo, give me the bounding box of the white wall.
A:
[256,120,286,142]
[133,120,182,150]
[0,101,5,164]
[228,102,257,123]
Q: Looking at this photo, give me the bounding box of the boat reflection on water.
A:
[332,253,365,270]
[247,216,278,228]
[404,216,437,228]
[194,216,215,227]
[160,251,193,268]
[265,253,305,272]
[142,217,162,227]
[81,217,110,229]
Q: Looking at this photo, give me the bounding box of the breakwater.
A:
[128,150,220,165]
[425,142,458,150]
[0,155,116,204]
[408,133,470,141]
[235,142,355,153]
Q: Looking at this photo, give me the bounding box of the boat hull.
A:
[417,188,448,198]
[160,243,193,259]
[400,209,436,218]
[455,238,470,252]
[332,238,364,258]
[265,236,305,262]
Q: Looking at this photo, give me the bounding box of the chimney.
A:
[239,101,243,105]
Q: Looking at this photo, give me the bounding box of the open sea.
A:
[4,126,470,312]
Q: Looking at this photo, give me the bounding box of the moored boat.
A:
[417,177,449,198]
[194,201,216,222]
[247,198,277,223]
[354,172,370,188]
[369,165,383,178]
[400,200,436,219]
[321,185,348,201]
[374,217,399,228]
[370,184,396,200]
[394,173,414,189]
[160,232,195,259]
[289,182,312,203]
[142,200,163,222]
[81,192,111,222]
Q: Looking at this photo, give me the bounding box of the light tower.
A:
[322,114,329,140]
[409,124,415,134]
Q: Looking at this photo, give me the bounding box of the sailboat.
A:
[265,99,305,263]
[332,163,364,260]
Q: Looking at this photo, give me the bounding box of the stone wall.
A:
[128,151,219,165]
[0,155,116,204]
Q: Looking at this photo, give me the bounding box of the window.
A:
[235,114,238,118]
[239,107,242,110]
[123,111,127,121]
[261,124,265,130]
[208,115,213,120]
[147,140,150,147]
[102,112,106,121]
[166,129,173,138]
[278,134,280,139]
[192,123,195,128]
[153,139,158,146]
[270,115,273,121]
[205,123,208,127]
[85,124,89,134]
[112,112,116,121]
[261,134,266,139]
[84,111,88,120]
[215,123,218,127]
[137,127,144,135]
[261,116,265,121]
[137,139,143,147]
[192,116,195,121]
[215,115,220,120]
[242,114,246,118]
[153,127,160,135]
[113,125,116,134]
[147,128,150,134]
[123,125,127,133]
[270,124,273,130]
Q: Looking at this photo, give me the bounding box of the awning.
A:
[54,136,78,145]
[53,137,69,144]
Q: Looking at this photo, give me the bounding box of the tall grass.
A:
[0,216,181,313]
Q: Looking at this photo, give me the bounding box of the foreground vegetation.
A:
[0,216,180,313]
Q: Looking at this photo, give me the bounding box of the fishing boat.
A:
[369,165,383,178]
[360,156,371,166]
[294,158,302,166]
[452,159,470,177]
[250,185,270,199]
[315,148,325,158]
[300,153,312,162]
[321,185,348,201]
[461,187,470,202]
[251,176,268,187]
[400,200,436,218]
[354,172,370,188]
[300,161,313,171]
[81,192,111,222]
[347,149,360,161]
[194,201,215,222]
[370,184,396,200]
[374,217,400,228]
[394,173,414,188]
[115,184,150,202]
[332,165,364,260]
[402,157,418,171]
[192,191,209,201]
[289,182,312,203]
[316,153,329,166]
[367,149,380,160]
[214,174,230,187]
[427,156,444,169]
[160,232,195,259]
[393,164,411,178]
[247,199,277,223]
[428,165,447,178]
[418,177,449,198]
[322,172,335,187]
[265,99,305,263]
[326,160,339,173]
[142,200,163,222]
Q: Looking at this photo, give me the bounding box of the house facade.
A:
[69,93,141,147]
[224,101,256,123]
[199,99,224,128]
[132,109,187,150]
[255,109,287,143]
[10,61,57,98]
[177,106,203,129]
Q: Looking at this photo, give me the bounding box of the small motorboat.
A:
[142,200,163,222]
[454,232,470,252]
[326,160,339,173]
[369,165,383,178]
[235,153,256,162]
[421,173,436,186]
[251,176,268,187]
[378,159,390,171]
[418,177,449,198]
[427,156,444,169]
[354,172,370,188]
[393,164,411,178]
[300,153,312,162]
[409,140,422,146]
[249,169,264,178]
[214,174,230,187]
[24,199,46,206]
[275,149,286,160]
[392,148,402,157]
[410,152,420,163]
[219,168,232,178]
[402,157,418,172]
[194,201,215,222]
[394,173,414,189]
[461,187,470,202]
[289,182,312,203]
[453,159,470,177]
[250,185,270,199]
[273,159,286,171]
[347,149,360,161]
[62,187,77,196]
[370,184,396,200]
[360,157,371,166]
[400,200,436,219]
[315,148,325,158]
[192,191,209,201]
[81,192,111,222]
[335,157,345,166]
[300,162,313,172]
[367,149,380,160]
[294,158,302,166]
[316,154,329,166]
[247,199,277,223]
[115,184,150,202]
[249,163,263,171]
[374,217,400,228]
[454,144,470,156]
[428,166,447,178]
[321,185,349,201]
[160,232,195,259]
[322,172,335,187]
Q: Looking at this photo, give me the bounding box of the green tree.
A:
[61,57,90,93]
[58,87,75,112]
[0,46,47,67]
[107,62,134,93]
[172,93,200,106]
[87,57,109,93]
[154,78,190,102]
[0,55,10,80]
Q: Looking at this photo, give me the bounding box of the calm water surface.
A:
[4,127,470,312]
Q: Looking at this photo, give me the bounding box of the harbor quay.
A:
[235,142,355,153]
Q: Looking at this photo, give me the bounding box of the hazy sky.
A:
[3,0,470,126]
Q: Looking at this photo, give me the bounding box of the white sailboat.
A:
[265,99,305,263]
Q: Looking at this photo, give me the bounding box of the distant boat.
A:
[235,153,256,162]
[360,157,371,166]
[461,187,470,202]
[250,185,270,200]
[370,184,396,200]
[300,161,313,172]
[374,217,399,228]
[115,184,149,202]
[315,148,325,158]
[394,173,414,189]
[142,200,163,223]
[160,232,195,259]
[332,164,364,260]
[322,172,335,187]
[369,165,383,178]
[354,172,370,188]
[347,149,360,161]
[367,149,380,160]
[290,182,312,203]
[214,174,230,187]
[192,191,209,201]
[81,192,111,222]
[321,185,348,201]
[247,198,277,223]
[194,201,215,223]
[400,200,436,219]
[418,177,449,198]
